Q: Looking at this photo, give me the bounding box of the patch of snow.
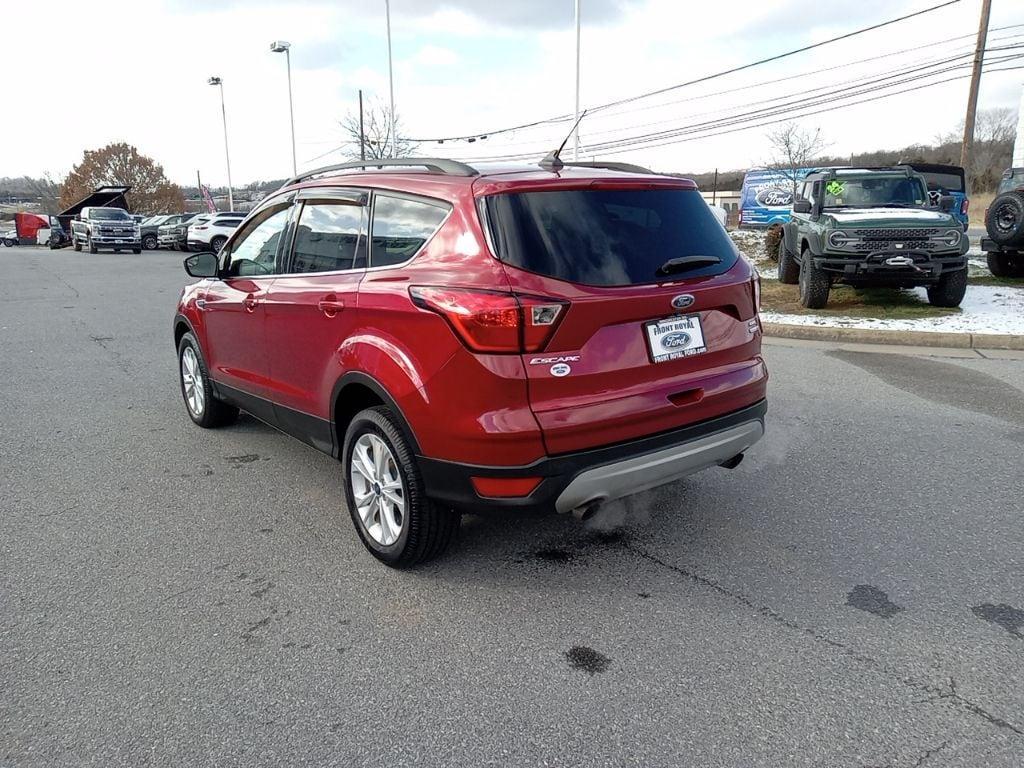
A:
[761,285,1024,335]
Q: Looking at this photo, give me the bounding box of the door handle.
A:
[318,296,345,317]
[243,294,259,312]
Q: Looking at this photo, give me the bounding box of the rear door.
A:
[480,182,764,455]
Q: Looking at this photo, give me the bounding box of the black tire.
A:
[142,234,157,250]
[132,247,142,254]
[798,247,830,308]
[88,236,97,254]
[927,268,968,307]
[73,238,81,252]
[342,406,459,568]
[777,238,800,284]
[985,192,1024,247]
[986,251,1024,278]
[210,235,227,253]
[177,332,239,428]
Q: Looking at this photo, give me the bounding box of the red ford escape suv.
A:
[174,157,767,567]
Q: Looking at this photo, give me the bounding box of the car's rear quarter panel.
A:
[352,186,547,466]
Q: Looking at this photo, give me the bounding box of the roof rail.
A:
[282,158,479,187]
[558,161,655,174]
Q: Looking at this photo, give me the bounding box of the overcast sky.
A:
[4,0,1023,186]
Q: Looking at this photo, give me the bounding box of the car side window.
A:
[225,206,291,277]
[370,195,450,268]
[289,202,367,273]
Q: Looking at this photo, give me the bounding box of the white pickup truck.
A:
[71,207,142,254]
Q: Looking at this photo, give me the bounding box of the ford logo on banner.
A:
[755,188,793,207]
[661,332,691,349]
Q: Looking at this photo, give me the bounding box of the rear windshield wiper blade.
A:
[656,255,721,276]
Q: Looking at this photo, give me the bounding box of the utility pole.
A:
[960,0,992,183]
[712,168,718,205]
[359,89,366,161]
[573,0,581,160]
[196,170,202,213]
[385,0,395,158]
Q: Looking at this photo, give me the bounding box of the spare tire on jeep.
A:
[985,191,1024,247]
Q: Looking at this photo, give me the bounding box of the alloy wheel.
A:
[180,346,205,417]
[350,433,405,546]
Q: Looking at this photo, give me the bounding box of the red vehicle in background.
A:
[2,212,50,247]
[174,157,768,566]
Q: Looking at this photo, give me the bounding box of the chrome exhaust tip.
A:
[571,498,605,522]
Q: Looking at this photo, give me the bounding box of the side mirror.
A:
[938,195,956,213]
[183,251,219,278]
[793,199,812,214]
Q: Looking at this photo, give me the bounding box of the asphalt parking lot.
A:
[3,245,1024,767]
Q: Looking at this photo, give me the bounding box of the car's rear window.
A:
[482,188,738,286]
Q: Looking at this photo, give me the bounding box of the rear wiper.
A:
[656,255,721,276]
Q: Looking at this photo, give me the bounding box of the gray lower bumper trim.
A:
[554,419,765,513]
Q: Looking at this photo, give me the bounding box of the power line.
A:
[406,0,964,143]
[443,45,1023,163]
[455,55,1023,163]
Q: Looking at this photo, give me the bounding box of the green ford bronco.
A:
[777,166,969,308]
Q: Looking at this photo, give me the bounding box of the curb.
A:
[762,322,1024,351]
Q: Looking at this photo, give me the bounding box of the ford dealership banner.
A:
[739,168,814,227]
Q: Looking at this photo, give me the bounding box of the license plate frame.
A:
[644,314,707,363]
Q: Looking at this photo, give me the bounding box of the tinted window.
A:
[290,203,366,273]
[484,188,738,287]
[370,195,449,268]
[225,206,290,277]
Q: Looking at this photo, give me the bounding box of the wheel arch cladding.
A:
[173,315,194,350]
[332,373,421,459]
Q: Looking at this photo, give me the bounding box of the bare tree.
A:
[934,107,1017,191]
[764,122,829,196]
[339,101,413,160]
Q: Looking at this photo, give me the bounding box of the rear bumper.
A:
[981,238,1021,255]
[418,399,766,515]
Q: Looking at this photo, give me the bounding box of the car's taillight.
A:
[961,198,969,215]
[409,286,566,353]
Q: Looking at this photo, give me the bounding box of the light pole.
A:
[385,0,395,157]
[270,40,297,175]
[573,0,581,160]
[207,76,234,211]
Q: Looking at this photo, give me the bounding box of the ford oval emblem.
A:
[662,332,691,349]
[755,188,794,207]
[671,294,695,310]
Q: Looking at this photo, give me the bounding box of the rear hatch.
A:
[478,179,763,455]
